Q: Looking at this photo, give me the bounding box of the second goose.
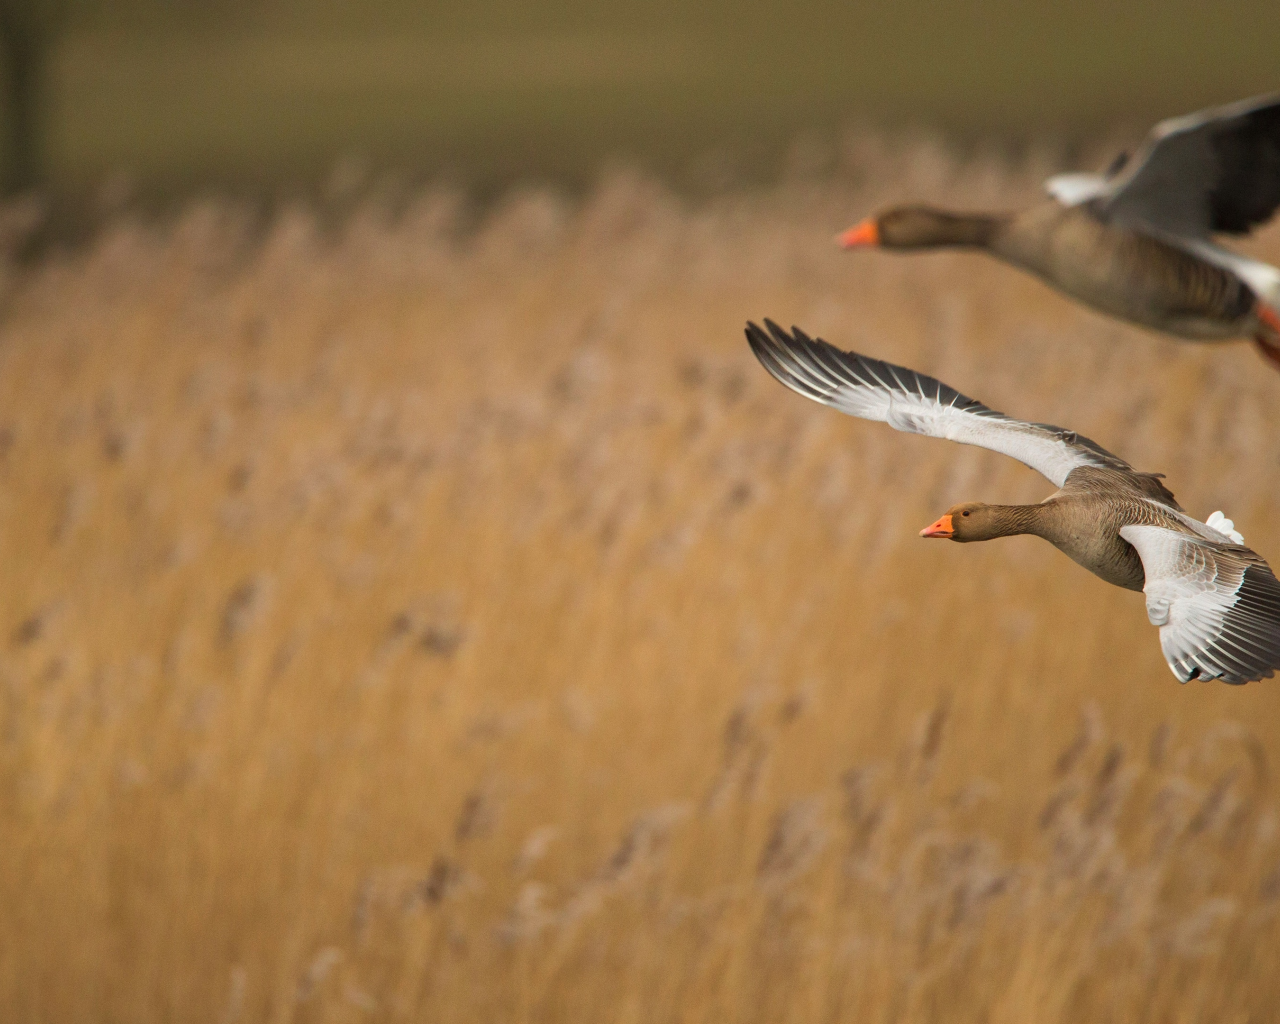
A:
[840,94,1280,368]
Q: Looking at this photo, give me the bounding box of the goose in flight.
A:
[746,319,1280,684]
[839,93,1280,368]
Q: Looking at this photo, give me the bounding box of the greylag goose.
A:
[746,319,1280,684]
[839,93,1280,368]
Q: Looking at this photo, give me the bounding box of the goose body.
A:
[994,204,1263,341]
[746,319,1280,684]
[841,93,1280,365]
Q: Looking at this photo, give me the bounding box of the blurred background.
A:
[0,0,1277,203]
[3,3,1280,1023]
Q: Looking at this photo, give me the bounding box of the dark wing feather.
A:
[1124,470,1182,511]
[1207,99,1280,234]
[1099,93,1280,238]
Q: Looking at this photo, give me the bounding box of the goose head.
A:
[920,502,1026,542]
[839,207,1003,251]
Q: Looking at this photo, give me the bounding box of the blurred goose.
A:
[839,94,1280,368]
[746,319,1280,684]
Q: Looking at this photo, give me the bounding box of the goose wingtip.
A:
[763,318,789,343]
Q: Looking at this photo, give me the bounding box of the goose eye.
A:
[961,510,970,517]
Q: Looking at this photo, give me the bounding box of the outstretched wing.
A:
[746,320,1133,488]
[1120,524,1280,685]
[1097,93,1280,238]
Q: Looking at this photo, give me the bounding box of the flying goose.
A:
[839,93,1280,368]
[746,319,1280,684]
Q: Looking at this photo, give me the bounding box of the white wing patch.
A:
[1044,173,1110,207]
[1205,511,1244,545]
[1179,239,1280,307]
[746,320,1125,488]
[1121,524,1280,684]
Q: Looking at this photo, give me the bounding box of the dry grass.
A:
[2,135,1280,1022]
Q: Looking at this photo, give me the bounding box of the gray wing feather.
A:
[1097,93,1280,238]
[1121,524,1280,685]
[746,320,1131,488]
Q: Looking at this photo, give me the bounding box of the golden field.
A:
[3,137,1280,1022]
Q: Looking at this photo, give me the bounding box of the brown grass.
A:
[3,135,1280,1022]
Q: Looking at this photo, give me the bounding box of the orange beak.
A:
[920,514,955,539]
[837,218,880,249]
[1259,302,1280,339]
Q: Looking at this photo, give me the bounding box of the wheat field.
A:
[3,136,1280,1022]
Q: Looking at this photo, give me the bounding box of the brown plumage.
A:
[841,94,1280,368]
[927,470,1187,593]
[747,320,1280,684]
